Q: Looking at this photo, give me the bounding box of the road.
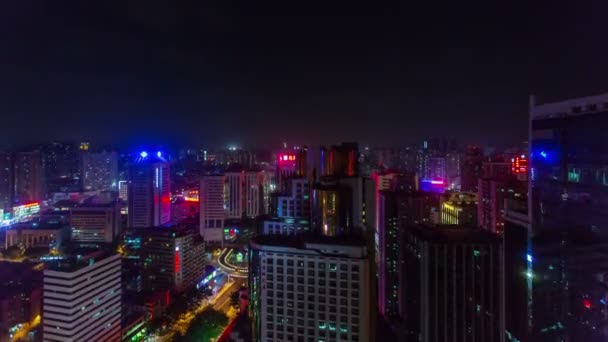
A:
[217,248,248,278]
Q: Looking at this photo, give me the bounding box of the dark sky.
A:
[2,1,608,149]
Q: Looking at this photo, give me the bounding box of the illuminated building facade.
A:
[376,189,440,319]
[118,180,128,201]
[41,142,81,193]
[0,262,42,342]
[311,185,351,237]
[400,224,504,342]
[125,226,204,292]
[528,93,608,340]
[70,201,121,243]
[478,177,526,234]
[249,235,372,342]
[262,217,310,235]
[273,177,310,219]
[440,192,478,226]
[320,142,358,177]
[5,217,70,249]
[127,152,170,228]
[0,151,12,209]
[43,252,122,342]
[13,151,44,204]
[82,150,118,191]
[200,175,225,243]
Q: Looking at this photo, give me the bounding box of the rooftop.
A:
[252,232,366,249]
[44,249,117,273]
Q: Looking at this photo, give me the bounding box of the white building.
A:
[249,235,371,342]
[128,152,170,228]
[200,175,225,243]
[70,201,121,243]
[42,252,122,342]
[225,171,244,219]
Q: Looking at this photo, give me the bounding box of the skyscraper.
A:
[41,142,81,193]
[249,234,373,342]
[0,151,12,209]
[245,170,266,218]
[82,150,118,191]
[127,151,170,228]
[320,143,359,177]
[13,151,44,204]
[70,200,121,243]
[200,174,226,243]
[225,170,245,219]
[400,224,504,342]
[460,146,484,192]
[43,252,122,342]
[529,93,608,340]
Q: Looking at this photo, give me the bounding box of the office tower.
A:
[0,262,42,341]
[376,189,440,319]
[440,191,478,225]
[445,151,461,190]
[400,224,504,342]
[127,151,170,228]
[125,226,204,292]
[82,151,118,191]
[320,143,359,177]
[245,170,265,218]
[41,142,81,193]
[225,170,245,219]
[70,200,121,243]
[218,148,255,168]
[200,174,226,243]
[460,146,484,192]
[249,234,372,342]
[425,156,447,180]
[0,151,12,210]
[296,146,308,177]
[13,151,44,204]
[529,94,608,340]
[478,177,526,234]
[276,151,298,193]
[272,177,310,219]
[262,217,310,235]
[503,198,530,342]
[43,252,122,342]
[118,180,128,201]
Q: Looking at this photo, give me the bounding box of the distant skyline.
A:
[2,2,608,148]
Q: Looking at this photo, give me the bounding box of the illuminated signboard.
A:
[420,179,446,193]
[278,153,297,166]
[13,202,40,220]
[511,155,528,174]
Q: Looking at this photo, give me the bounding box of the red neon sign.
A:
[511,156,528,174]
[278,154,296,164]
[174,248,180,274]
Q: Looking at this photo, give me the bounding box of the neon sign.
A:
[13,202,40,220]
[511,155,528,174]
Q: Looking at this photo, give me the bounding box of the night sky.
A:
[2,2,608,149]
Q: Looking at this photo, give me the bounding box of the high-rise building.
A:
[118,180,128,201]
[529,93,608,340]
[70,200,121,243]
[41,142,81,193]
[478,177,526,234]
[376,189,440,319]
[425,156,447,180]
[440,191,478,226]
[249,234,373,342]
[445,151,461,190]
[200,174,226,243]
[0,262,42,342]
[42,252,122,342]
[127,151,170,228]
[0,151,12,210]
[320,143,359,177]
[460,146,484,192]
[124,226,204,292]
[482,159,512,180]
[400,224,504,342]
[245,170,265,218]
[225,170,245,219]
[82,151,118,191]
[272,177,310,219]
[13,151,44,204]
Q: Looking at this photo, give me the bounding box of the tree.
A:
[177,308,228,342]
